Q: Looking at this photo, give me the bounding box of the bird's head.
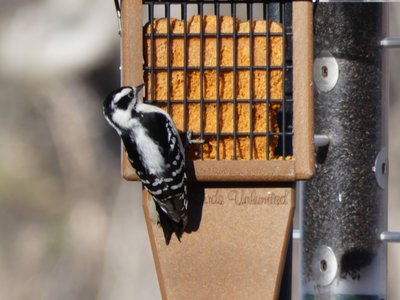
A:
[103,84,144,131]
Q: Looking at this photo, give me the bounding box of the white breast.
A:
[130,119,166,176]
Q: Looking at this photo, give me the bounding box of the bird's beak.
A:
[135,83,145,98]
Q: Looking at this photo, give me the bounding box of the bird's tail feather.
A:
[155,203,185,245]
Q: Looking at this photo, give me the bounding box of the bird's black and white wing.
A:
[121,104,188,243]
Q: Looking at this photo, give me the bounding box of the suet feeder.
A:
[118,1,313,299]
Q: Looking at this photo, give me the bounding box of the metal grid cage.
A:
[121,0,314,181]
[143,1,293,161]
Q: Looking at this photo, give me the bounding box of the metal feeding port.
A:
[121,1,314,181]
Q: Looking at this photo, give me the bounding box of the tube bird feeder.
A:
[301,3,388,299]
[118,1,314,299]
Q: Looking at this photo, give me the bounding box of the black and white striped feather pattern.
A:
[103,86,188,244]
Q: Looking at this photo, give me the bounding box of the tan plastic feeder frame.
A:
[118,1,313,299]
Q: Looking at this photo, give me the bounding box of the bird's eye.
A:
[128,91,134,99]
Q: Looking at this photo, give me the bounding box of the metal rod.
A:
[380,231,400,242]
[150,3,155,103]
[281,3,287,159]
[143,65,286,71]
[314,134,330,147]
[199,3,204,159]
[216,2,221,160]
[248,2,254,160]
[143,32,285,38]
[183,3,188,135]
[380,37,400,48]
[140,98,291,104]
[232,2,238,160]
[265,3,271,160]
[114,0,121,17]
[292,230,400,242]
[293,229,301,240]
[166,3,171,115]
[113,0,122,36]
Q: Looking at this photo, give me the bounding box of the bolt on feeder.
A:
[118,1,314,299]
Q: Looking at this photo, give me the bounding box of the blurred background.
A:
[0,1,399,299]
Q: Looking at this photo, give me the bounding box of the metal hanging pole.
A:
[113,0,122,36]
